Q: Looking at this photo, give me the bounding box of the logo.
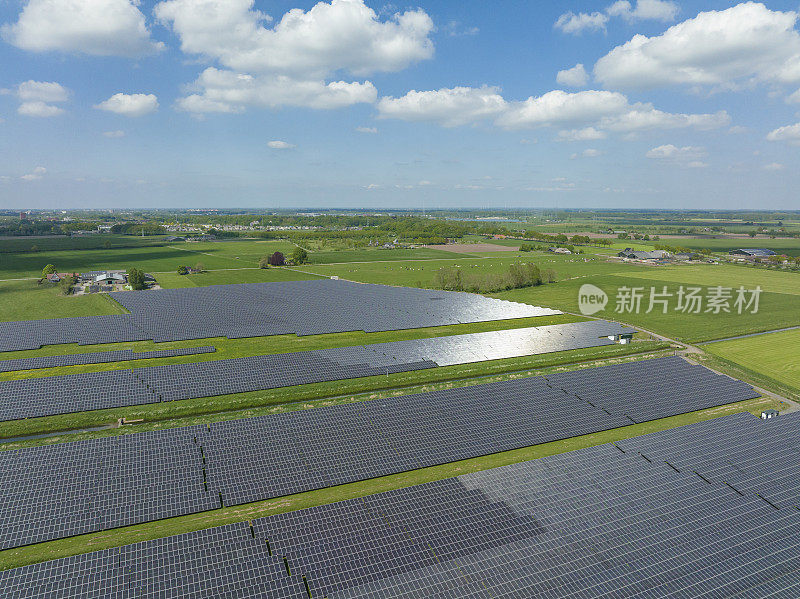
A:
[578,283,608,315]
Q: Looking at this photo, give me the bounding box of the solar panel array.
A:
[0,320,634,421]
[0,346,216,373]
[0,369,157,421]
[0,280,560,351]
[0,358,757,550]
[545,355,759,423]
[4,412,800,598]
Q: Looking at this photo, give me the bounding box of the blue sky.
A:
[1,0,800,209]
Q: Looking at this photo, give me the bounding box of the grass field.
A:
[0,280,126,321]
[494,273,800,342]
[703,329,800,397]
[621,263,800,295]
[0,394,776,572]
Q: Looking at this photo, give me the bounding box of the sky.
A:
[1,0,800,210]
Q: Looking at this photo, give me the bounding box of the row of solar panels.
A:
[2,410,797,598]
[0,358,758,550]
[0,320,634,421]
[0,346,216,373]
[0,280,560,351]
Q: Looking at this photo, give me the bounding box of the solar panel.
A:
[3,411,799,598]
[0,357,759,551]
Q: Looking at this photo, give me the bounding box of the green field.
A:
[621,263,800,295]
[704,329,800,397]
[0,280,126,321]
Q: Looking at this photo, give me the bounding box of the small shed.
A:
[761,409,779,420]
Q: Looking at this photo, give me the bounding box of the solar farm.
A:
[0,275,793,597]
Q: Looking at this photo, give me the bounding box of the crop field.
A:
[0,235,169,254]
[704,329,800,396]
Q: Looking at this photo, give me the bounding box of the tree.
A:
[177,265,189,275]
[194,262,205,273]
[268,251,285,266]
[30,244,39,253]
[291,247,309,265]
[103,240,112,249]
[59,276,75,295]
[258,255,271,269]
[42,264,57,278]
[127,267,147,290]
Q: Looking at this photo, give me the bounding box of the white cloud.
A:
[787,88,800,104]
[356,126,377,133]
[103,130,126,138]
[571,148,602,159]
[20,166,46,180]
[18,101,64,117]
[556,64,589,87]
[177,68,376,113]
[557,127,607,141]
[763,162,785,170]
[606,0,679,22]
[766,122,800,145]
[497,90,630,129]
[155,0,432,114]
[554,11,608,34]
[646,144,708,166]
[267,140,295,149]
[378,86,730,136]
[155,0,433,76]
[94,93,158,117]
[377,86,507,127]
[2,0,163,57]
[17,80,69,103]
[594,3,800,89]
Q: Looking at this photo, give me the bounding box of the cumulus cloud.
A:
[11,80,68,116]
[103,130,126,138]
[571,148,602,159]
[763,162,784,170]
[176,68,376,113]
[20,166,46,180]
[378,86,730,136]
[555,0,677,35]
[606,0,679,22]
[356,126,377,133]
[18,101,64,117]
[155,0,434,114]
[557,127,607,141]
[766,122,800,145]
[2,0,163,57]
[646,144,707,167]
[556,64,589,87]
[94,93,158,117]
[267,140,295,149]
[594,3,800,90]
[787,88,800,104]
[554,11,608,34]
[377,86,507,127]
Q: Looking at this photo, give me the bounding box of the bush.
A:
[177,265,189,275]
[291,247,309,265]
[433,262,550,293]
[59,276,75,295]
[258,256,271,269]
[127,267,147,290]
[519,243,534,252]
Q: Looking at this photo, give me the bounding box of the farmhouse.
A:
[729,248,777,258]
[617,248,670,260]
[94,272,125,285]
